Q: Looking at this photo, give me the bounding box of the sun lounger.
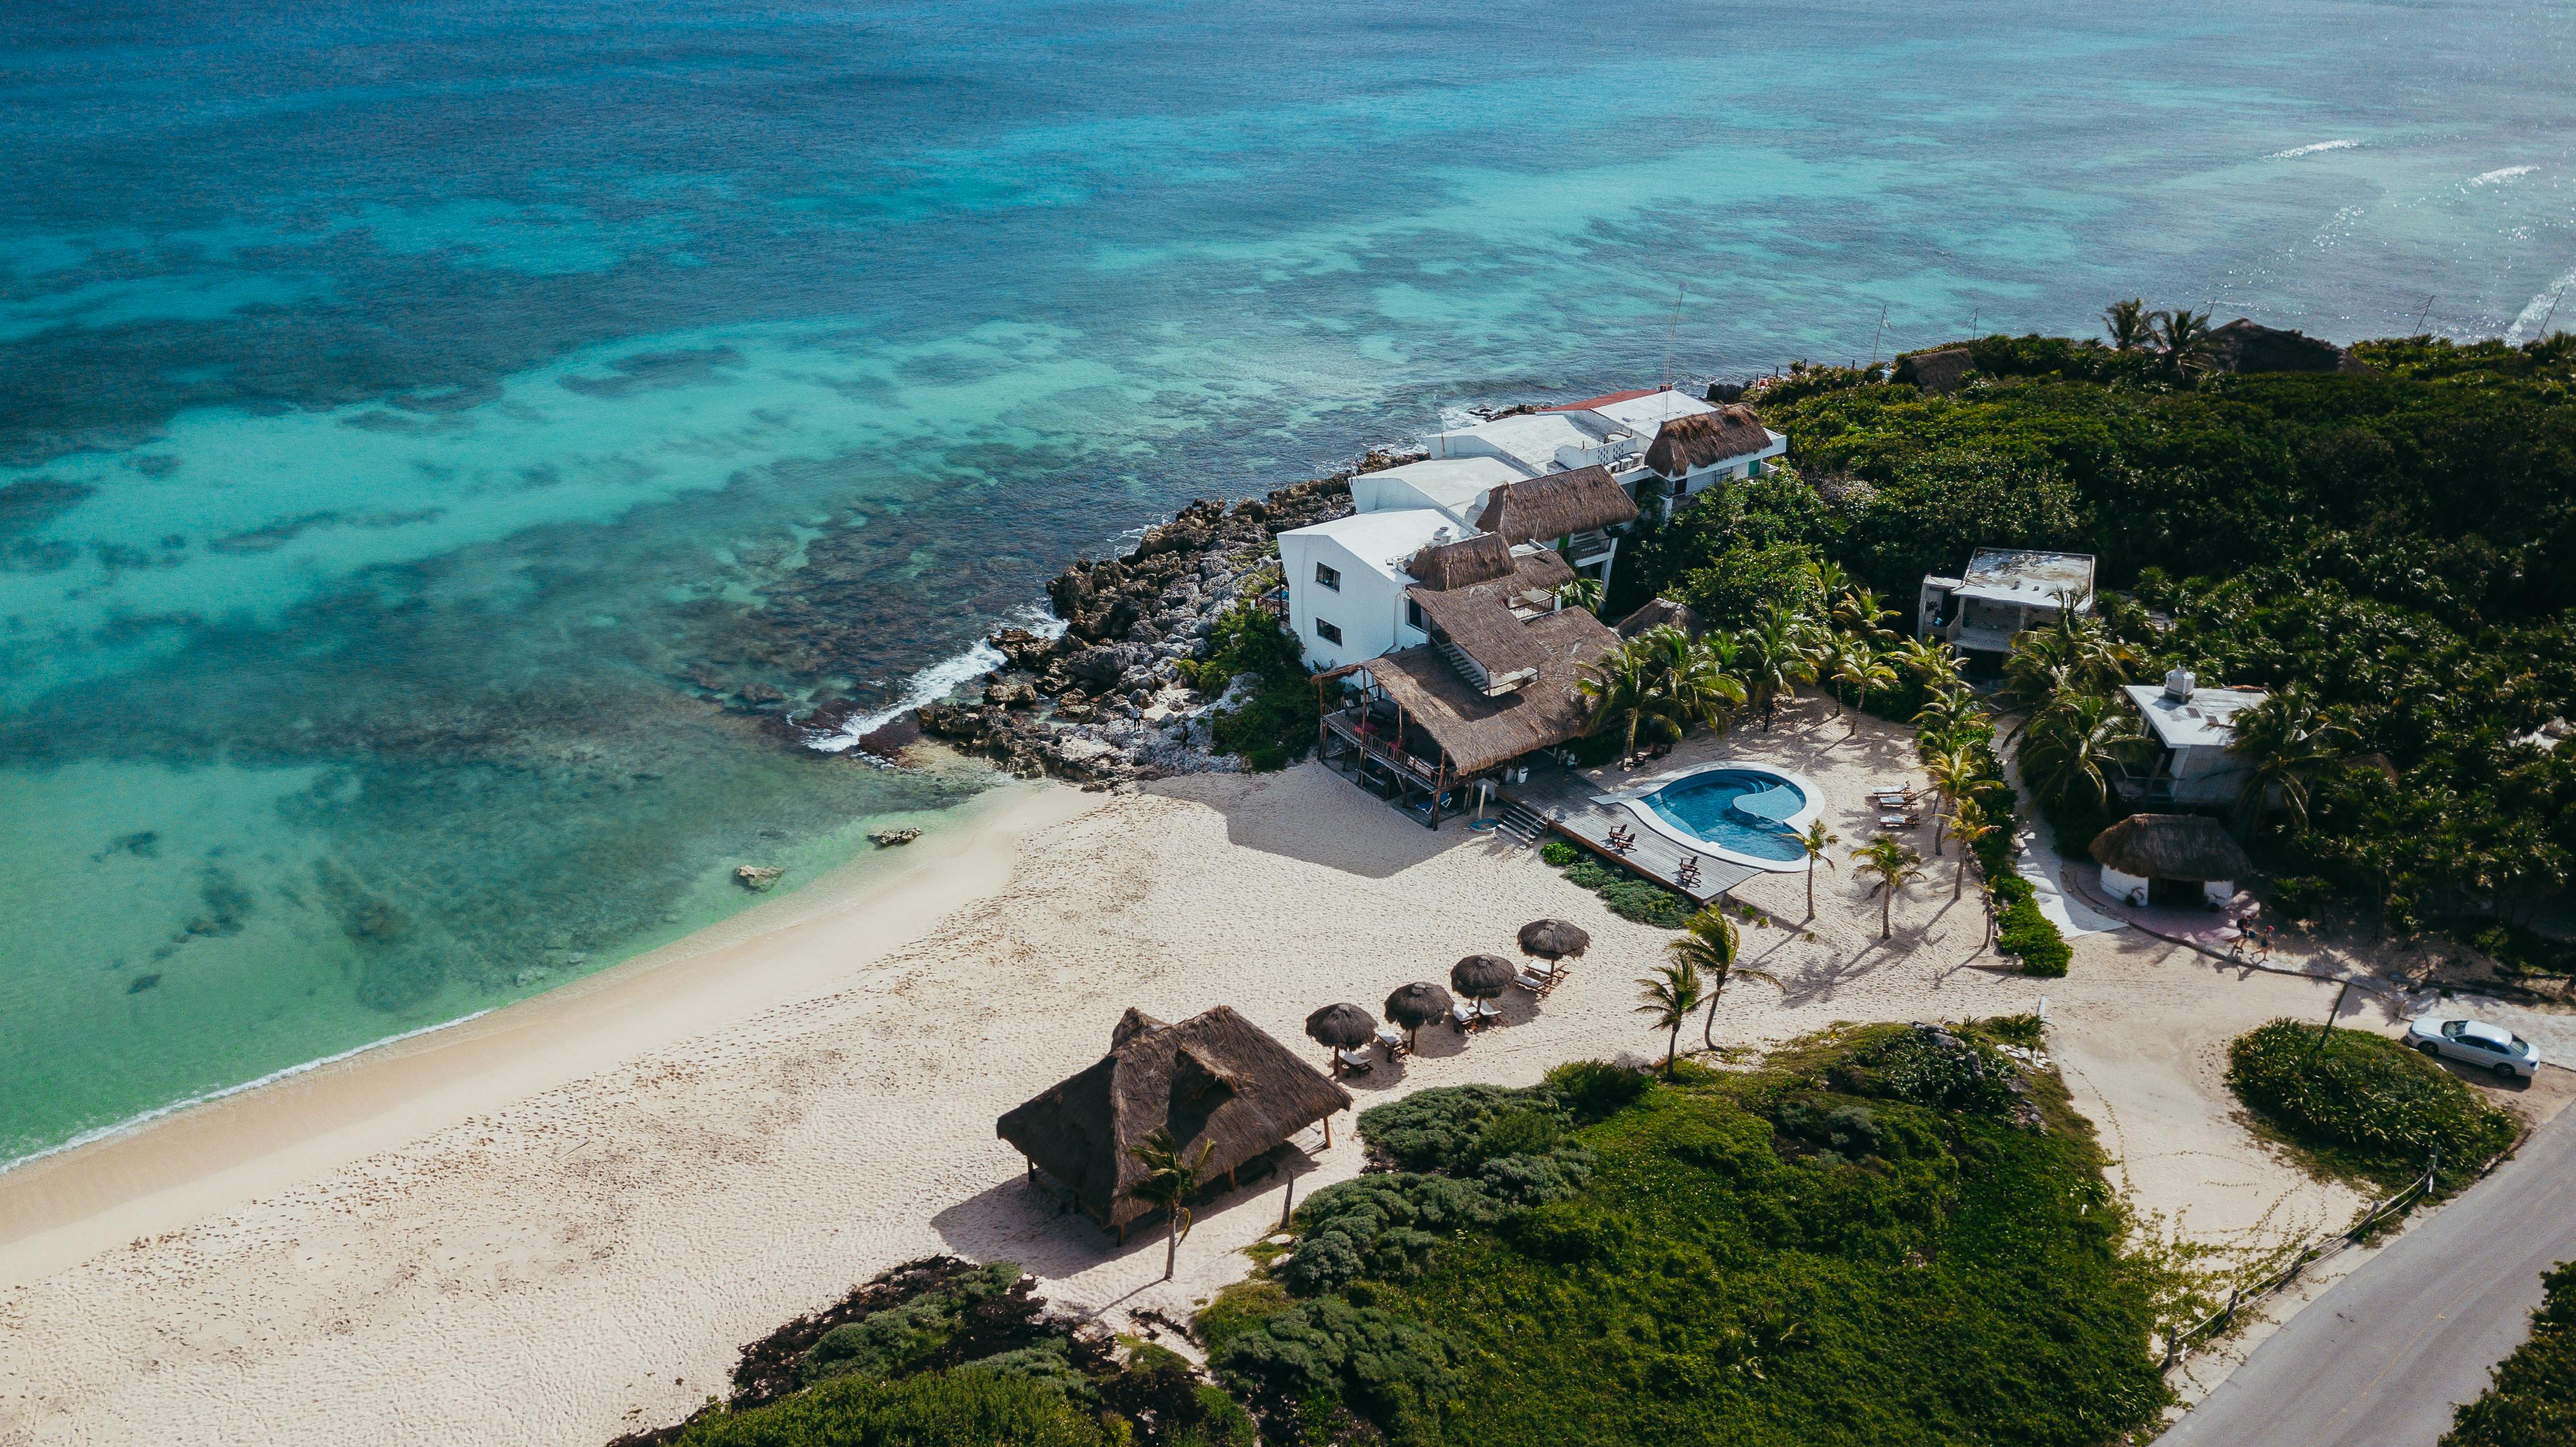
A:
[1514,966,1555,995]
[1476,1000,1501,1022]
[1335,1047,1374,1075]
[1878,813,1920,828]
[1451,1001,1480,1031]
[1374,1024,1407,1057]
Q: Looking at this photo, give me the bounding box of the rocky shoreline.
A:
[830,452,1422,786]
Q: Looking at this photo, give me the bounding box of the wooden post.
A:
[1282,1172,1296,1229]
[2307,976,2357,1064]
[1322,1113,1333,1148]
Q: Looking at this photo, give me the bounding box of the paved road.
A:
[2157,1097,2576,1447]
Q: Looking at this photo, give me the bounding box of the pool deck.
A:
[1502,764,1762,904]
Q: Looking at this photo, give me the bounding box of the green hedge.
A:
[1204,1031,2168,1446]
[2225,1019,2520,1195]
[672,1370,1111,1447]
[1554,852,1695,927]
[2443,1259,2576,1447]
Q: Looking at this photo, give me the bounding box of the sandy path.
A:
[0,707,2480,1446]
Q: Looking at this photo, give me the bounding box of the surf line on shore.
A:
[0,1009,493,1180]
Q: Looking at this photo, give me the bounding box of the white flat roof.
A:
[1436,410,1620,474]
[1954,547,2096,606]
[1353,456,1527,513]
[1283,509,1469,583]
[2123,683,2269,749]
[1585,389,1715,436]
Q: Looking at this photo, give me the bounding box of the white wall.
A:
[1278,532,1425,672]
[2102,865,2149,906]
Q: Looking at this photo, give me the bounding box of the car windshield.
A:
[2512,1035,2531,1054]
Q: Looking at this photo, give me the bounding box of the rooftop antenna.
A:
[1967,307,1979,339]
[1661,282,1687,390]
[2537,287,2564,339]
[1867,303,1889,369]
[2415,294,2435,333]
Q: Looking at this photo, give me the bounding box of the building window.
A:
[1405,599,1425,631]
[1313,562,1341,591]
[1747,458,1764,478]
[1314,618,1343,645]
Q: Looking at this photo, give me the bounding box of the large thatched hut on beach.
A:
[996,1006,1351,1237]
[2089,813,2254,908]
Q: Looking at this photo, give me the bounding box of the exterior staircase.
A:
[1495,799,1551,845]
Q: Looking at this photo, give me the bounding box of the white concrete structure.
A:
[2117,670,2268,807]
[1916,548,2096,659]
[1276,511,1455,673]
[1347,456,1525,531]
[1426,408,1644,481]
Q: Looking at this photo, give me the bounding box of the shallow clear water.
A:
[1641,769,1809,862]
[3,0,2571,1164]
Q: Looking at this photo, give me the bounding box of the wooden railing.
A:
[1323,712,1440,785]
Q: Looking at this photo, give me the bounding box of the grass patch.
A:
[1202,1026,2166,1446]
[2443,1259,2576,1447]
[2225,1019,2519,1198]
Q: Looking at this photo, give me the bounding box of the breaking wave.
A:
[2472,165,2537,185]
[2269,139,2359,159]
[2504,269,2575,344]
[805,604,1065,754]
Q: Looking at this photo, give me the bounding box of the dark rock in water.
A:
[127,973,162,995]
[2209,319,2373,374]
[854,712,921,756]
[734,864,783,891]
[869,828,921,847]
[94,830,159,862]
[1706,381,1746,403]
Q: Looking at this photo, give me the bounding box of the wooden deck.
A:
[1501,764,1761,904]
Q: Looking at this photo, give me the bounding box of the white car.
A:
[2404,1016,2543,1080]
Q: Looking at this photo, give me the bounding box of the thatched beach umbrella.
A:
[1305,1002,1376,1069]
[1451,955,1514,1001]
[1384,982,1454,1051]
[1518,919,1591,964]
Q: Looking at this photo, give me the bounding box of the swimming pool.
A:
[1627,765,1816,867]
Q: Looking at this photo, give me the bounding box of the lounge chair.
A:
[1335,1047,1374,1076]
[1450,1000,1480,1031]
[1513,964,1557,995]
[1374,1024,1408,1057]
[1878,813,1920,829]
[1476,1000,1502,1022]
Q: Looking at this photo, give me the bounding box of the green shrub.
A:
[803,1261,1023,1384]
[1996,892,2069,977]
[1543,1059,1651,1123]
[1208,1297,1460,1437]
[1596,877,1695,927]
[1193,1280,1295,1360]
[1568,730,1624,766]
[1193,603,1316,771]
[1829,1023,2023,1115]
[1538,840,1581,867]
[2442,1259,2576,1447]
[2226,1018,2520,1193]
[674,1368,1107,1447]
[2268,875,2333,919]
[1360,1084,1547,1172]
[1561,857,1620,891]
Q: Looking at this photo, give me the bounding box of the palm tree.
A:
[1943,798,1998,898]
[1806,558,1853,602]
[1578,636,1660,762]
[2231,682,2357,836]
[1914,685,1985,744]
[1833,645,1897,733]
[2154,307,2220,378]
[1811,631,1852,719]
[2103,298,2158,351]
[1635,960,1706,1076]
[1835,587,1897,641]
[1850,835,1927,940]
[1920,742,1983,856]
[1122,1129,1214,1281]
[1796,818,1840,918]
[2018,692,2149,811]
[1890,636,1964,694]
[1670,909,1784,1051]
[1736,603,1816,729]
[1556,575,1605,612]
[1642,625,1747,736]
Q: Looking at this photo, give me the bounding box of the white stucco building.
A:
[1915,547,2097,662]
[2115,669,2269,808]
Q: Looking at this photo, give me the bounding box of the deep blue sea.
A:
[3,0,2571,1165]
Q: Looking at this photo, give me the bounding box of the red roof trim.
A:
[1544,387,1665,412]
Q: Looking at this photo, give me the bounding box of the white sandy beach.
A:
[0,705,2553,1445]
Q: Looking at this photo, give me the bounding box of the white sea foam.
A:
[806,603,1065,755]
[2269,139,2359,159]
[2471,165,2537,185]
[2504,268,2576,343]
[0,1008,493,1179]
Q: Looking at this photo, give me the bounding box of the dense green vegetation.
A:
[1200,1028,2166,1446]
[634,1259,1252,1447]
[2442,1259,2576,1447]
[2224,1018,2520,1196]
[1536,843,1698,927]
[1613,325,2576,966]
[1187,596,1321,771]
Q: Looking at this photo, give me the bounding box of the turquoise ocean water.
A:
[4,0,2571,1166]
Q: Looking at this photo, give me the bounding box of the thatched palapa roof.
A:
[1350,608,1620,774]
[1405,532,1516,591]
[2089,814,2253,882]
[1406,584,1544,680]
[1893,347,1973,396]
[1641,405,1771,476]
[996,1005,1351,1230]
[1474,465,1638,544]
[1616,598,1702,639]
